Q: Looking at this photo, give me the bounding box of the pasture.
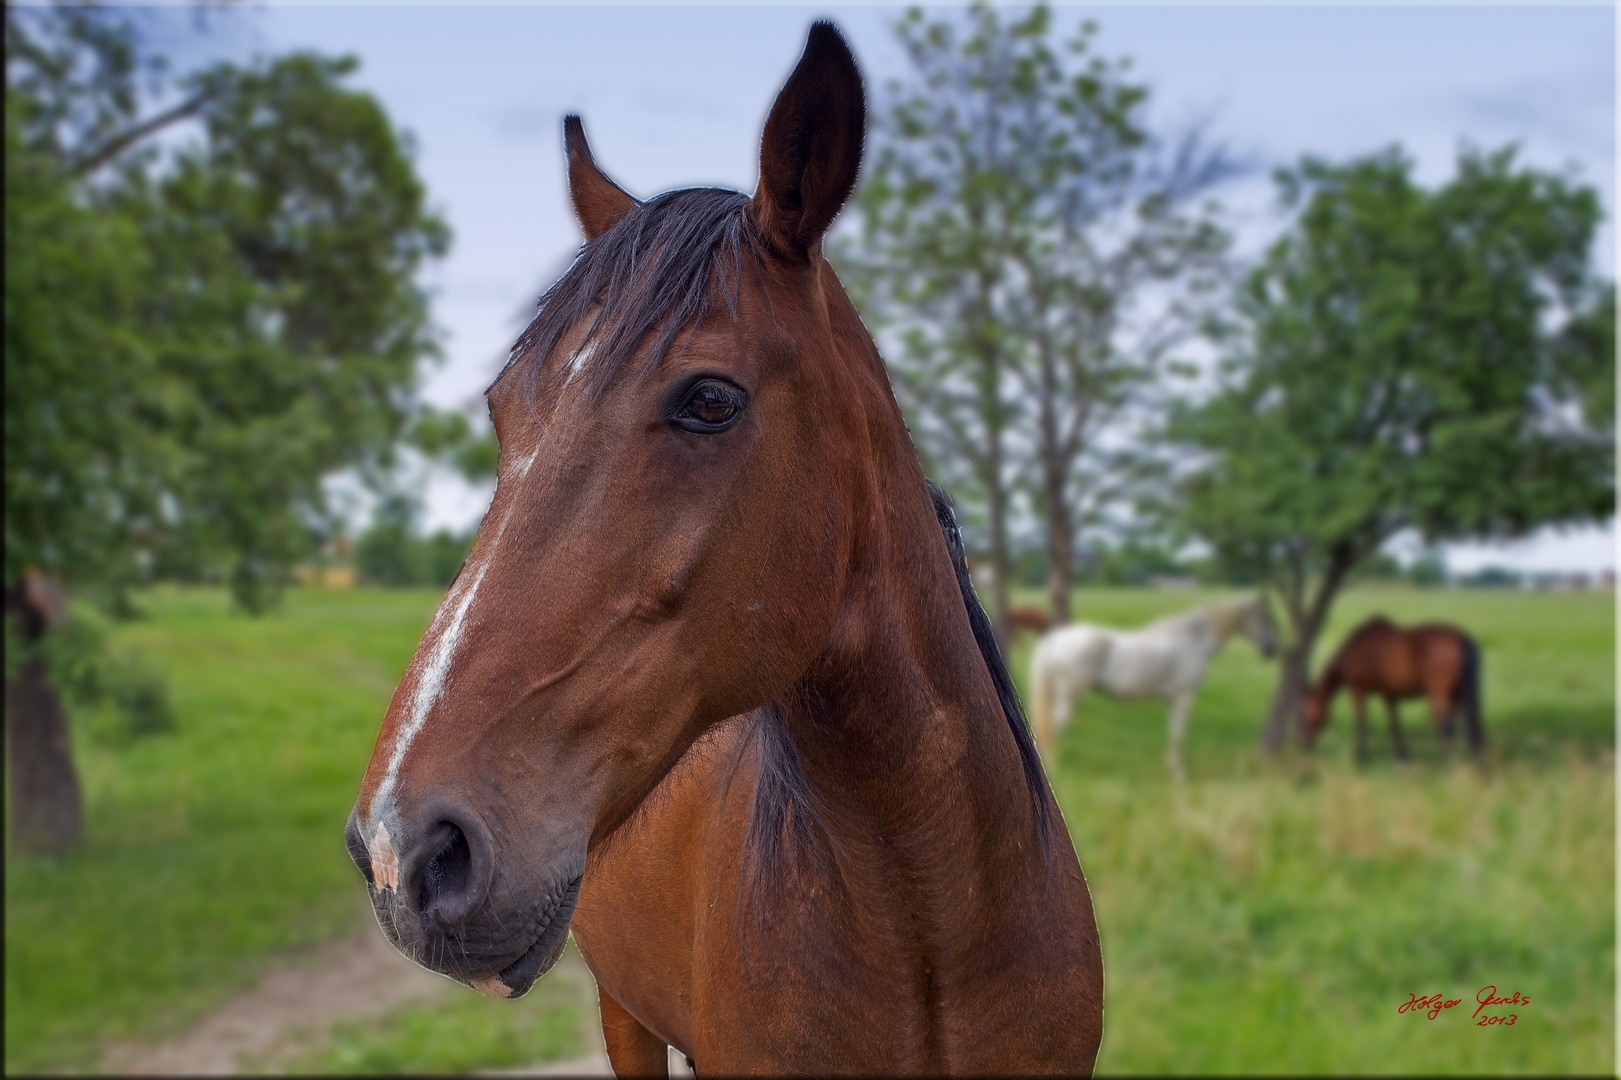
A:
[3,584,1612,1073]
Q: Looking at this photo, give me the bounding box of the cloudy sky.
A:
[147,2,1615,571]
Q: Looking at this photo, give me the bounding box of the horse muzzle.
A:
[463,875,582,998]
[344,802,583,996]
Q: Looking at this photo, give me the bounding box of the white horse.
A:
[1029,595,1277,781]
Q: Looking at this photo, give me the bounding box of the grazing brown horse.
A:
[1302,617,1484,761]
[1009,605,1054,635]
[344,24,1103,1076]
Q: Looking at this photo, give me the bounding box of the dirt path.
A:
[100,930,617,1076]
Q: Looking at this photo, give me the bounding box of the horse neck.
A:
[1206,598,1254,647]
[771,501,1044,955]
[771,302,1045,959]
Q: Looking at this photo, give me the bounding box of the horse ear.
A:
[565,115,638,240]
[749,22,864,259]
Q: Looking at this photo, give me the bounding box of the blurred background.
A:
[5,1,1613,1074]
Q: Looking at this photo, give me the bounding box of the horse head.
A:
[1301,681,1330,744]
[345,23,875,998]
[1244,594,1279,659]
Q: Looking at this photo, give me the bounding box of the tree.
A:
[353,492,474,588]
[839,2,1230,635]
[4,8,448,851]
[1171,147,1614,753]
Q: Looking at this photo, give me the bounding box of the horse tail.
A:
[1456,632,1484,753]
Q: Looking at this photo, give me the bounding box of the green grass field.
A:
[4,588,578,1074]
[1017,587,1614,1074]
[3,584,1613,1074]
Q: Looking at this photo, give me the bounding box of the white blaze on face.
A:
[562,337,597,387]
[368,822,400,891]
[366,446,542,825]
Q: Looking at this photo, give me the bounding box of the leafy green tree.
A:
[1172,147,1614,752]
[406,408,499,484]
[353,493,473,588]
[839,2,1230,635]
[4,8,447,851]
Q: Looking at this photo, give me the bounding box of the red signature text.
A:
[1473,985,1529,1027]
[1399,992,1461,1019]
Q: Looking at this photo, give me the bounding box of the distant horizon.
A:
[140,3,1616,572]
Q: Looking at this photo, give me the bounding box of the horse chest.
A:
[579,724,1098,1073]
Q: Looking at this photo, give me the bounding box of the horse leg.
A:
[1166,693,1193,783]
[1385,698,1410,762]
[1430,690,1455,763]
[1047,685,1080,764]
[598,984,669,1078]
[1032,656,1068,763]
[1036,689,1059,761]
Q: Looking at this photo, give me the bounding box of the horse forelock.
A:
[500,187,756,403]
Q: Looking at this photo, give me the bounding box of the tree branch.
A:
[68,89,216,178]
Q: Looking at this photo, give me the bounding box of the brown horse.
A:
[1009,605,1054,635]
[344,23,1103,1076]
[1302,616,1484,761]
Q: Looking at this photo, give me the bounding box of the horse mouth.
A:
[469,875,582,999]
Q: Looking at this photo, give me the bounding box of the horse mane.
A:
[503,187,755,399]
[1146,596,1232,632]
[1352,615,1397,636]
[925,481,1055,848]
[1316,615,1397,691]
[1332,616,1396,664]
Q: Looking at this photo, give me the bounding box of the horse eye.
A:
[671,379,747,434]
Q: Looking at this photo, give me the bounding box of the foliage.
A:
[92,651,174,743]
[5,6,448,853]
[5,79,161,605]
[406,408,499,483]
[4,7,450,612]
[1077,538,1192,586]
[47,607,174,742]
[839,1,1231,628]
[4,601,173,744]
[353,493,472,587]
[1348,550,1403,584]
[1408,549,1449,589]
[1168,147,1613,747]
[1459,566,1524,590]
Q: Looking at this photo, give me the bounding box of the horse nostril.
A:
[418,820,474,922]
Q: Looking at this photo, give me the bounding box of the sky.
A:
[140,1,1616,572]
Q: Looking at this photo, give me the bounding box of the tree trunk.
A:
[973,306,1012,650]
[5,583,84,854]
[1043,465,1073,626]
[1260,548,1351,754]
[1260,640,1312,754]
[985,453,1012,650]
[1035,340,1073,626]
